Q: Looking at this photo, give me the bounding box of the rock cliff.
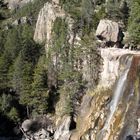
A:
[21,1,140,140]
[33,1,101,89]
[34,2,65,45]
[96,20,124,47]
[0,0,140,139]
[22,49,140,140]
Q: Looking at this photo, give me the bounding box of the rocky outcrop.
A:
[32,2,140,140]
[21,116,54,140]
[99,48,140,87]
[96,20,124,47]
[33,1,100,87]
[34,2,65,44]
[22,119,34,132]
[12,17,32,26]
[4,0,34,10]
[69,49,140,140]
[54,116,71,140]
[21,116,72,140]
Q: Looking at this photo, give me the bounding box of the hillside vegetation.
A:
[0,0,139,137]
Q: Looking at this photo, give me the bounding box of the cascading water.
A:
[68,48,140,140]
[24,48,139,140]
[97,55,133,140]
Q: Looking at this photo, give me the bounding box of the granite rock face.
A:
[96,20,124,47]
[31,2,140,140]
[33,2,65,44]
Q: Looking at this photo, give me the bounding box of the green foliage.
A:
[0,25,36,88]
[61,0,106,35]
[95,5,107,22]
[0,94,20,123]
[12,54,33,106]
[106,0,122,20]
[81,33,101,89]
[81,0,94,24]
[0,0,10,20]
[11,38,43,113]
[30,55,49,115]
[120,1,129,26]
[13,0,49,22]
[4,27,21,59]
[60,0,82,19]
[0,94,12,113]
[128,0,140,44]
[51,16,101,115]
[7,107,20,122]
[0,0,132,135]
[52,17,68,53]
[0,23,45,122]
[47,17,68,86]
[105,0,129,23]
[0,31,6,56]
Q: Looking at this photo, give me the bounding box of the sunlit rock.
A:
[54,116,71,140]
[34,2,65,44]
[22,119,33,132]
[96,20,124,47]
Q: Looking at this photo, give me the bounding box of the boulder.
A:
[21,119,33,132]
[12,17,31,26]
[96,19,123,44]
[12,19,19,26]
[20,17,28,24]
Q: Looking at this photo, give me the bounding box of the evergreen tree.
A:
[12,54,33,107]
[120,0,129,26]
[81,0,94,28]
[30,55,48,116]
[0,94,12,113]
[12,38,42,117]
[7,107,20,123]
[106,0,122,20]
[128,0,140,44]
[0,28,21,87]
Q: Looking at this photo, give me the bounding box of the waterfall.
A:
[96,50,134,140]
[103,55,133,131]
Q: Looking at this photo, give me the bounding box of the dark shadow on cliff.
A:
[47,85,60,113]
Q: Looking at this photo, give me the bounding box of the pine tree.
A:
[12,54,33,107]
[106,0,122,20]
[30,55,48,116]
[128,0,140,44]
[0,94,12,113]
[7,107,20,123]
[0,28,21,88]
